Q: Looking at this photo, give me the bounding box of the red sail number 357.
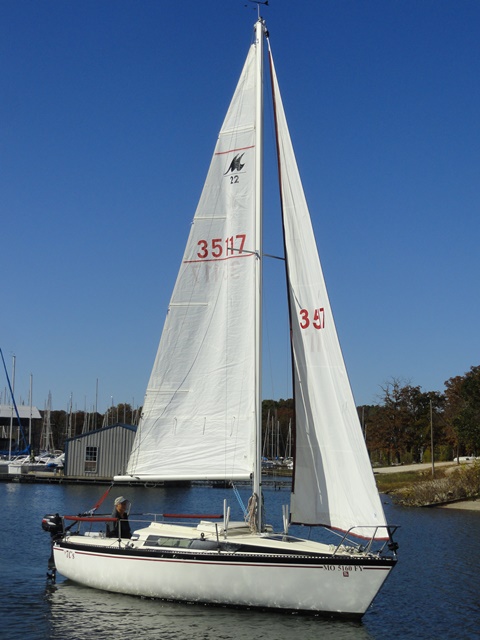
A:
[299,308,325,330]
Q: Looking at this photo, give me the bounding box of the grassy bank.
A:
[375,462,480,507]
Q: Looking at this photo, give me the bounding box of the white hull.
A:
[8,452,64,475]
[8,459,48,474]
[53,521,395,617]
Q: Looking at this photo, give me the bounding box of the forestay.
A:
[124,45,259,481]
[269,47,388,538]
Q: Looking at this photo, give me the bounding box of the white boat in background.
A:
[8,451,64,475]
[37,451,65,468]
[8,391,64,475]
[47,14,398,618]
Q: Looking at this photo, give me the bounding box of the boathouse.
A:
[64,423,137,480]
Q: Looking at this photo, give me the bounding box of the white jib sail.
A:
[269,49,388,538]
[124,44,258,481]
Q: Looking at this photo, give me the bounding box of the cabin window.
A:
[84,446,98,473]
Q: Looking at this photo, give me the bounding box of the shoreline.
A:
[375,461,480,511]
[438,500,480,511]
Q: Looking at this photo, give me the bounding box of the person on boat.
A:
[108,496,132,539]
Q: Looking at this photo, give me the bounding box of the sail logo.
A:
[224,153,245,174]
[215,146,253,184]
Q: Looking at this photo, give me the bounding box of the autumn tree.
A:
[364,379,446,465]
[445,366,480,456]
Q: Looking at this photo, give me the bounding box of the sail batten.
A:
[215,138,255,147]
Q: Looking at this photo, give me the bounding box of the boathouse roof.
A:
[0,404,42,419]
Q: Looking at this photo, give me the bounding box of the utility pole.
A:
[430,399,435,477]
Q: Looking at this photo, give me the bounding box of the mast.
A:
[253,16,265,531]
[9,355,15,459]
[28,373,33,451]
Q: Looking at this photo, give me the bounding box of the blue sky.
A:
[2,0,479,413]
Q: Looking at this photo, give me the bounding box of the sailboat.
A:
[48,16,398,618]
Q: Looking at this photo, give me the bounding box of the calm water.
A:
[1,480,479,639]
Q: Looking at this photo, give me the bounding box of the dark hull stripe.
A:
[55,542,396,570]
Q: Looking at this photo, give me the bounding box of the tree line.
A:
[264,366,480,466]
[363,366,480,465]
[27,365,480,465]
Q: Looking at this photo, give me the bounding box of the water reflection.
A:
[45,581,373,640]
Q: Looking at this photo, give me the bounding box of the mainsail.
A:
[125,45,259,481]
[269,48,388,538]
